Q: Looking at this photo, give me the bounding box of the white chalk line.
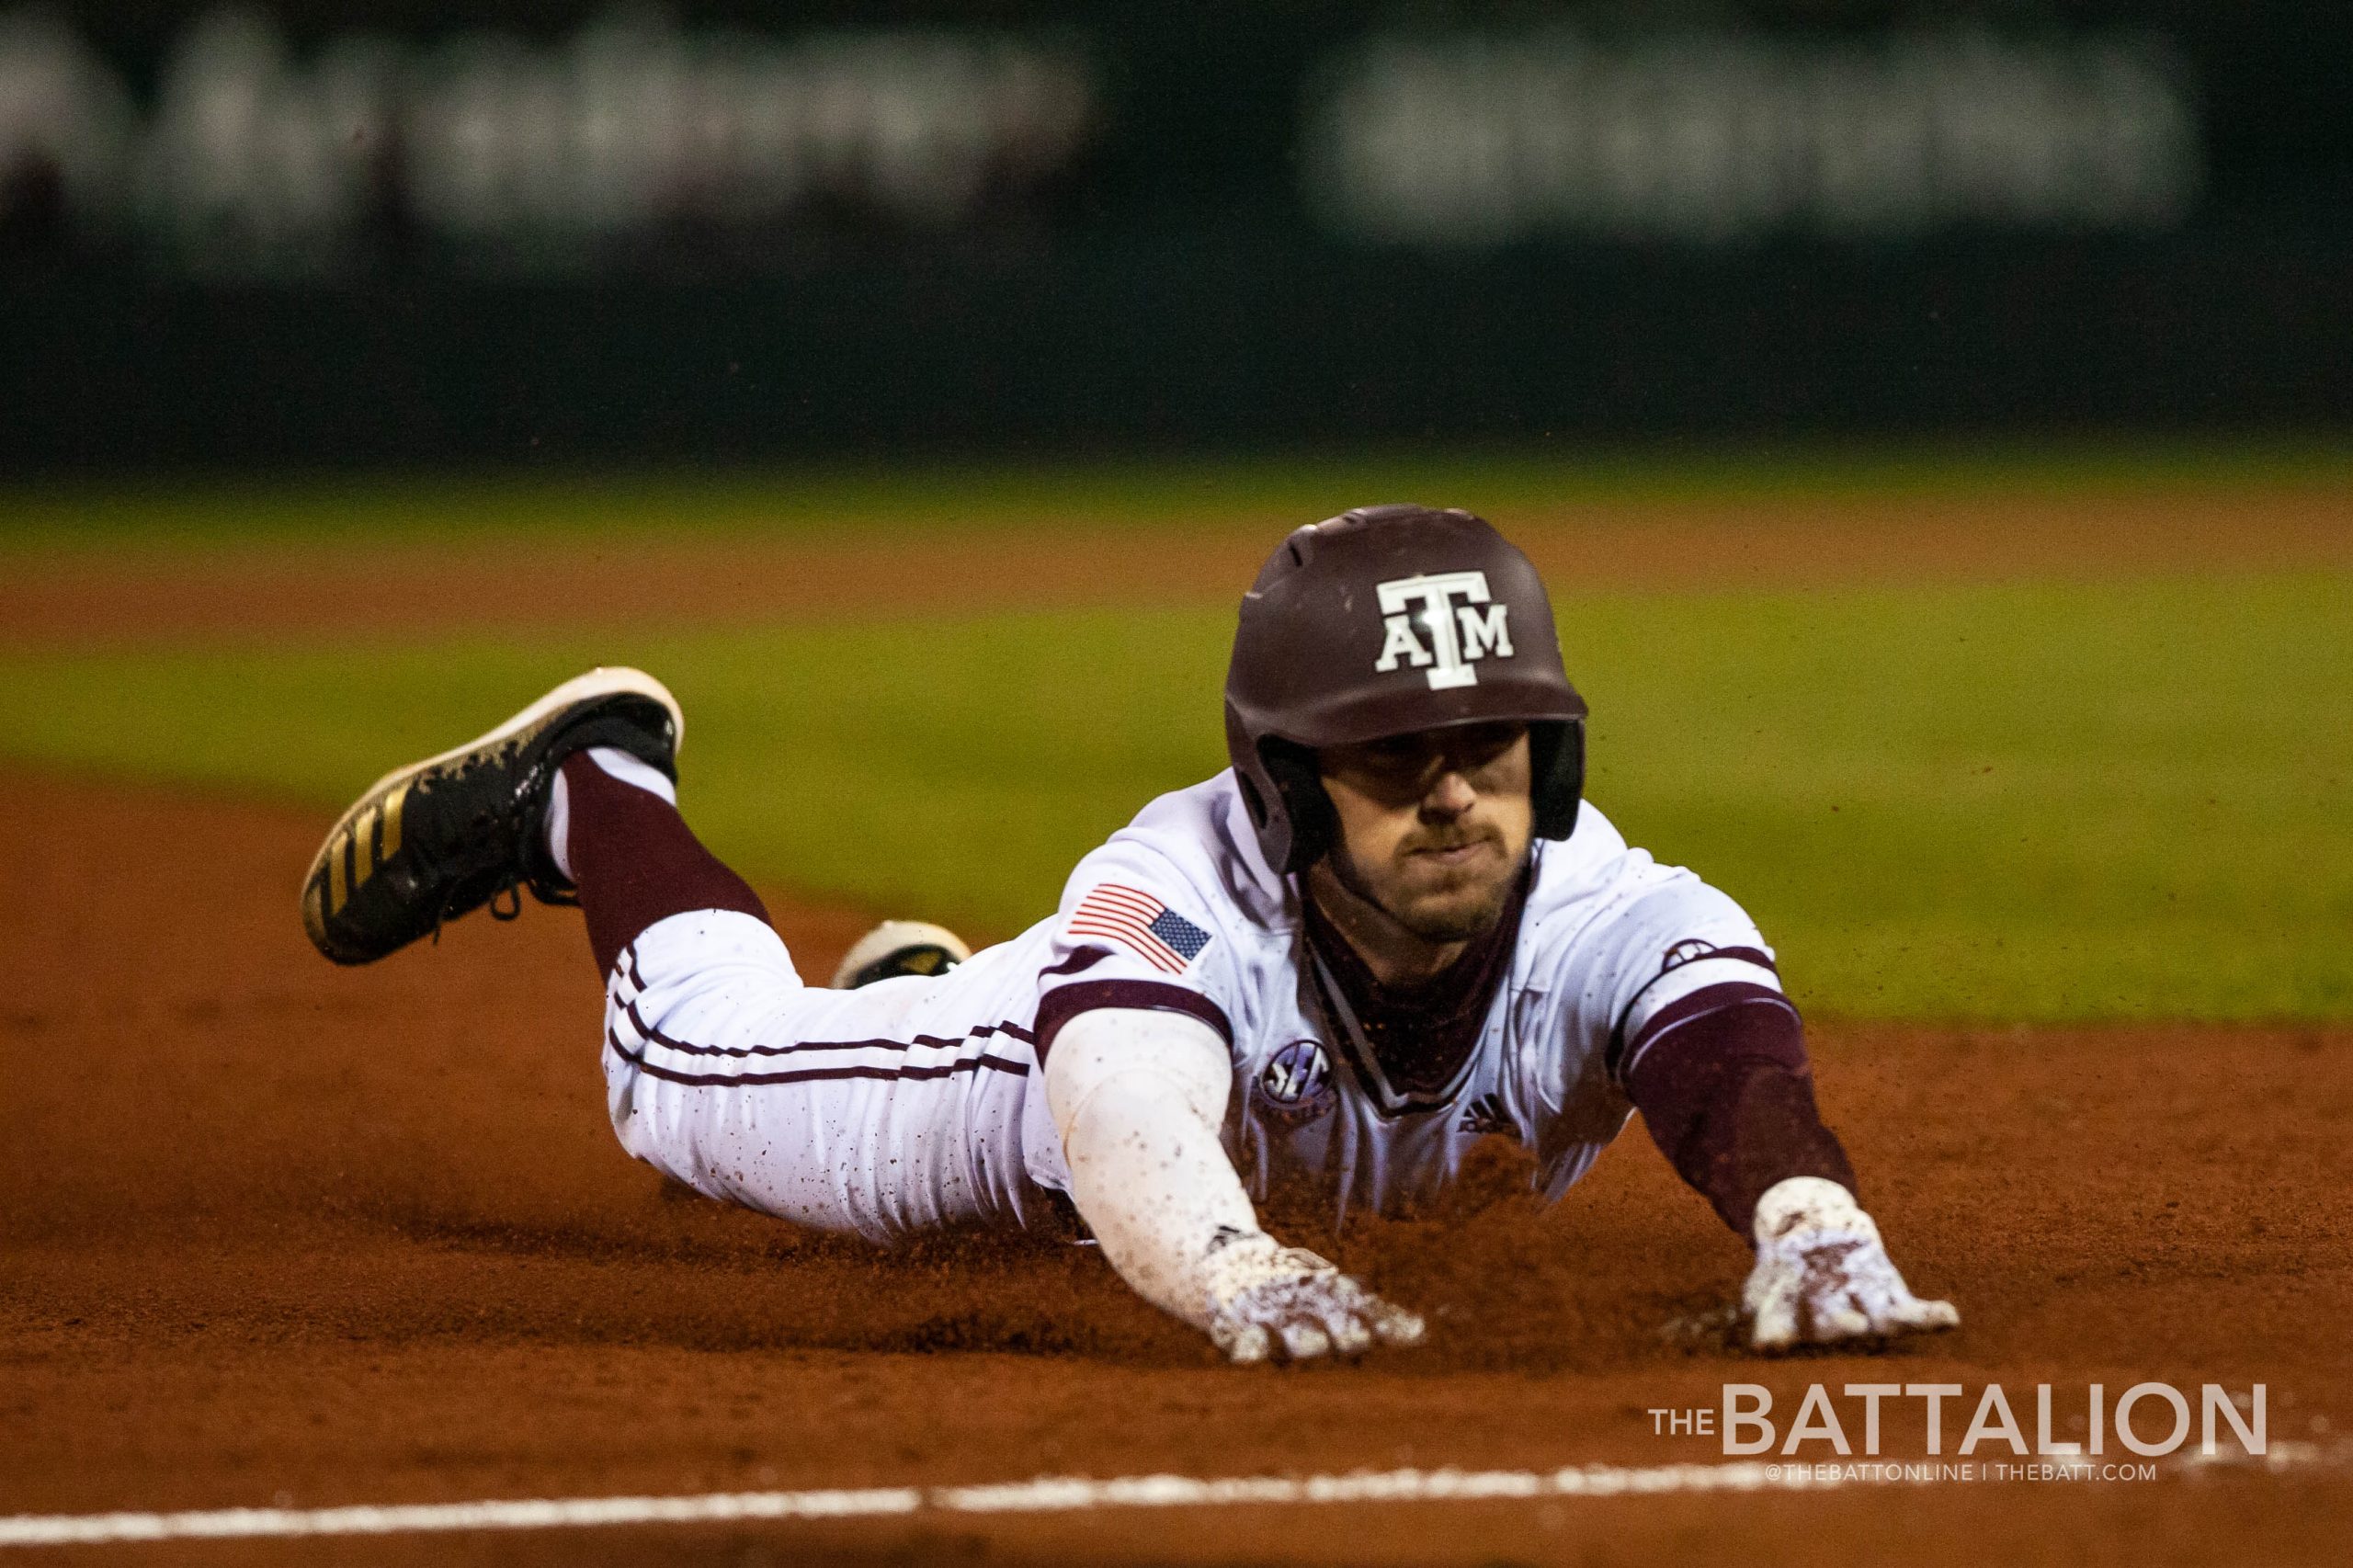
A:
[2,1446,2338,1549]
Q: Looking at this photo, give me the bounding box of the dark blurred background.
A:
[3,1,2347,471]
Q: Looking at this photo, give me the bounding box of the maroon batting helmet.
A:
[1224,504,1588,874]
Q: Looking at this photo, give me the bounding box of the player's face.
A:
[1315,722,1534,945]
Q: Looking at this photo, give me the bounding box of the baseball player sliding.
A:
[303,506,1956,1361]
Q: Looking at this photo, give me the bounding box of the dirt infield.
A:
[4,766,2347,1564]
[6,483,2349,647]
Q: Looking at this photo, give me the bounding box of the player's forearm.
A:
[1621,994,1856,1233]
[1044,1008,1261,1326]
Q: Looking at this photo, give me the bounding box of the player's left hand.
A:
[1742,1176,1959,1351]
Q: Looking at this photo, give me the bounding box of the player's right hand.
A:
[1199,1230,1426,1363]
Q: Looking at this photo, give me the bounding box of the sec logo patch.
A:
[1252,1039,1336,1127]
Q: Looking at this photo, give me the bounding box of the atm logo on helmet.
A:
[1372,571,1515,689]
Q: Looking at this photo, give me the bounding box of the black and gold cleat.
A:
[830,921,972,989]
[301,667,682,965]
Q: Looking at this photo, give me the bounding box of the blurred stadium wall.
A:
[1,1,2347,469]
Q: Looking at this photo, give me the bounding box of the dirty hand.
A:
[1199,1230,1426,1364]
[1743,1177,1960,1351]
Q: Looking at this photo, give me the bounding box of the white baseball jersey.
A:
[598,769,1783,1244]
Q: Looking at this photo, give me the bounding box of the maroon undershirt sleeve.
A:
[559,752,771,979]
[1618,982,1857,1236]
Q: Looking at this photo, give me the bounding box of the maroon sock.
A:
[558,752,771,979]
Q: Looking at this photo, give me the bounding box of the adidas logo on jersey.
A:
[1458,1092,1517,1140]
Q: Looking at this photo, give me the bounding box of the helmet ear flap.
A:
[1529,719,1586,841]
[1261,725,1578,869]
[1259,737,1335,875]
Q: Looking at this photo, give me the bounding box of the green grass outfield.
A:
[3,571,2345,1023]
[3,438,2347,555]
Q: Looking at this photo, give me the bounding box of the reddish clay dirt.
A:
[3,767,2347,1565]
[6,484,2349,647]
[4,475,2351,1562]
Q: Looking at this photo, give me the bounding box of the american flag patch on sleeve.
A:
[1068,884,1212,974]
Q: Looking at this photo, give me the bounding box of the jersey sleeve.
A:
[1531,856,1851,1233]
[1522,854,1795,1161]
[1589,873,1795,1086]
[1029,840,1245,1068]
